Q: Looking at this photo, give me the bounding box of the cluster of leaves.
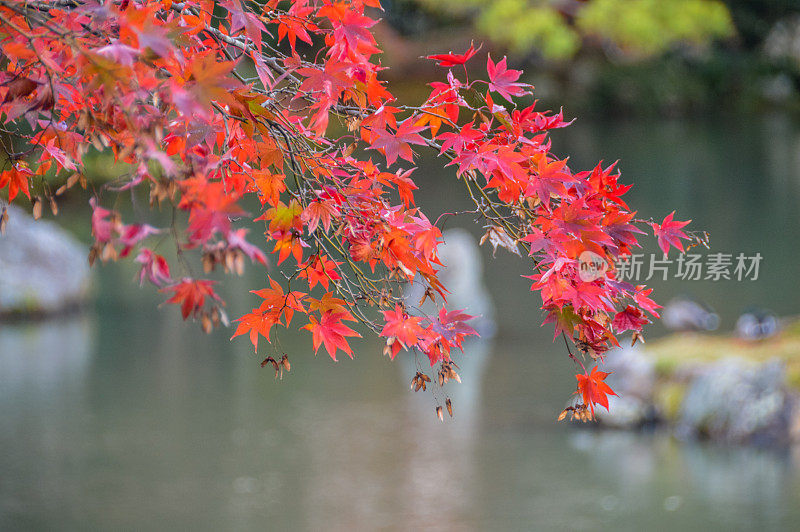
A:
[413,0,733,60]
[0,0,693,419]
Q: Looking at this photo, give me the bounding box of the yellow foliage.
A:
[416,0,734,59]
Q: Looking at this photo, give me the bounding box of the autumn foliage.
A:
[0,0,694,419]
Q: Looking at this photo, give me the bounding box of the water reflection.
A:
[0,316,94,528]
[3,113,800,529]
[0,317,93,397]
[395,336,493,529]
[571,430,795,529]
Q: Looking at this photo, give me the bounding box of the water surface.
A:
[2,113,800,530]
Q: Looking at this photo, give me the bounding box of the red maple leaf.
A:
[576,366,617,417]
[612,305,649,333]
[427,42,480,67]
[486,54,528,101]
[321,7,380,57]
[633,285,661,318]
[303,310,361,361]
[135,248,171,287]
[376,168,418,207]
[274,5,316,51]
[432,307,477,347]
[369,119,427,166]
[652,211,691,255]
[525,155,573,208]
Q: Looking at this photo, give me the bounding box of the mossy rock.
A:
[643,319,800,391]
[654,381,687,422]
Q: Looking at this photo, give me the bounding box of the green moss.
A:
[654,382,687,422]
[643,319,800,391]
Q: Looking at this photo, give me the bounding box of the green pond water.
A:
[2,113,800,530]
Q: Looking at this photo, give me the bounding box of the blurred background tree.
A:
[379,0,800,116]
[410,0,734,60]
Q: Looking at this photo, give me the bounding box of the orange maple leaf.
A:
[575,366,617,418]
[380,304,424,357]
[231,309,279,352]
[162,279,222,319]
[301,199,339,234]
[249,170,286,206]
[250,276,306,326]
[0,166,32,201]
[303,310,361,361]
[307,292,348,314]
[298,254,341,290]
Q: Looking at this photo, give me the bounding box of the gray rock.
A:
[593,347,656,428]
[0,204,90,315]
[764,15,800,65]
[601,346,656,400]
[677,358,791,445]
[596,394,652,428]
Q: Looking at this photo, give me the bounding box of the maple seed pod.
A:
[419,287,435,307]
[202,253,214,273]
[102,242,118,262]
[32,197,42,219]
[49,197,58,216]
[412,372,427,392]
[201,313,213,334]
[446,398,453,417]
[557,409,568,422]
[234,253,245,276]
[346,116,362,132]
[0,209,7,235]
[436,406,444,422]
[90,134,104,152]
[223,251,234,273]
[67,173,80,188]
[631,331,645,346]
[280,355,291,372]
